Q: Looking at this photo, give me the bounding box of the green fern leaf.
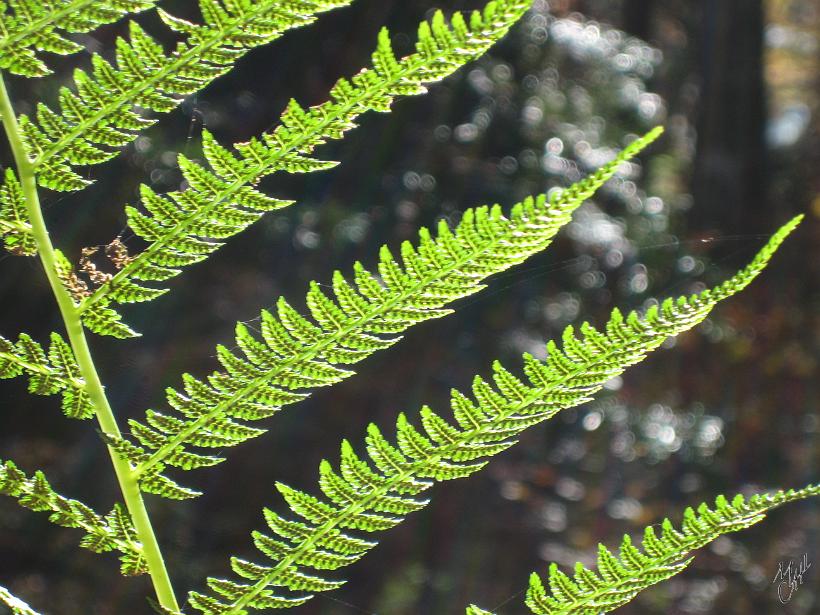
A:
[17,0,357,191]
[0,0,161,77]
[116,128,663,498]
[0,459,147,575]
[185,217,801,613]
[0,585,41,615]
[47,248,141,338]
[82,301,141,339]
[78,0,533,329]
[523,484,819,614]
[0,168,35,255]
[0,331,93,418]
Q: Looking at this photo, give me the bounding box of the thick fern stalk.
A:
[110,128,663,501]
[0,169,35,255]
[77,0,533,334]
[0,585,41,615]
[524,484,819,615]
[0,72,179,612]
[0,0,160,77]
[0,459,148,576]
[18,0,356,191]
[0,331,93,419]
[186,217,802,614]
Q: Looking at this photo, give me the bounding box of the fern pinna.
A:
[71,0,533,338]
[16,0,362,192]
[518,484,819,615]
[0,1,160,77]
[0,330,92,418]
[0,460,147,576]
[0,583,39,615]
[184,218,805,613]
[0,0,814,613]
[110,128,664,501]
[0,167,34,255]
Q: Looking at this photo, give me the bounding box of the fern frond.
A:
[49,247,141,339]
[77,0,533,331]
[0,459,148,576]
[466,606,495,615]
[0,168,35,255]
[524,483,819,614]
[18,0,357,191]
[0,331,93,419]
[185,217,802,614]
[113,129,662,499]
[0,0,160,77]
[0,585,41,615]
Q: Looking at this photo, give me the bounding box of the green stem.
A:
[0,72,180,613]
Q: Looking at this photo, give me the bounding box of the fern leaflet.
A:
[0,168,35,255]
[17,0,356,191]
[0,584,41,615]
[523,484,819,615]
[77,0,533,334]
[0,0,160,77]
[109,128,662,500]
[0,330,93,419]
[0,459,148,576]
[185,216,802,614]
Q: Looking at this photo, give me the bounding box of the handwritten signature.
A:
[772,553,812,604]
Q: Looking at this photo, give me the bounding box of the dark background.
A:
[0,0,817,613]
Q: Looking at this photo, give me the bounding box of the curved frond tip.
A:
[524,483,819,614]
[78,0,535,335]
[184,217,801,614]
[111,128,662,500]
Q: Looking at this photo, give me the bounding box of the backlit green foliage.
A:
[522,484,819,615]
[0,0,159,77]
[0,460,147,576]
[0,0,812,612]
[17,0,357,191]
[0,583,41,615]
[186,219,802,614]
[77,0,533,337]
[0,331,93,419]
[0,168,35,255]
[108,129,663,501]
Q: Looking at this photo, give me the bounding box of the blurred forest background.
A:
[0,0,817,613]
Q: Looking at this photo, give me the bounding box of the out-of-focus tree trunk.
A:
[692,0,769,233]
[622,0,654,40]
